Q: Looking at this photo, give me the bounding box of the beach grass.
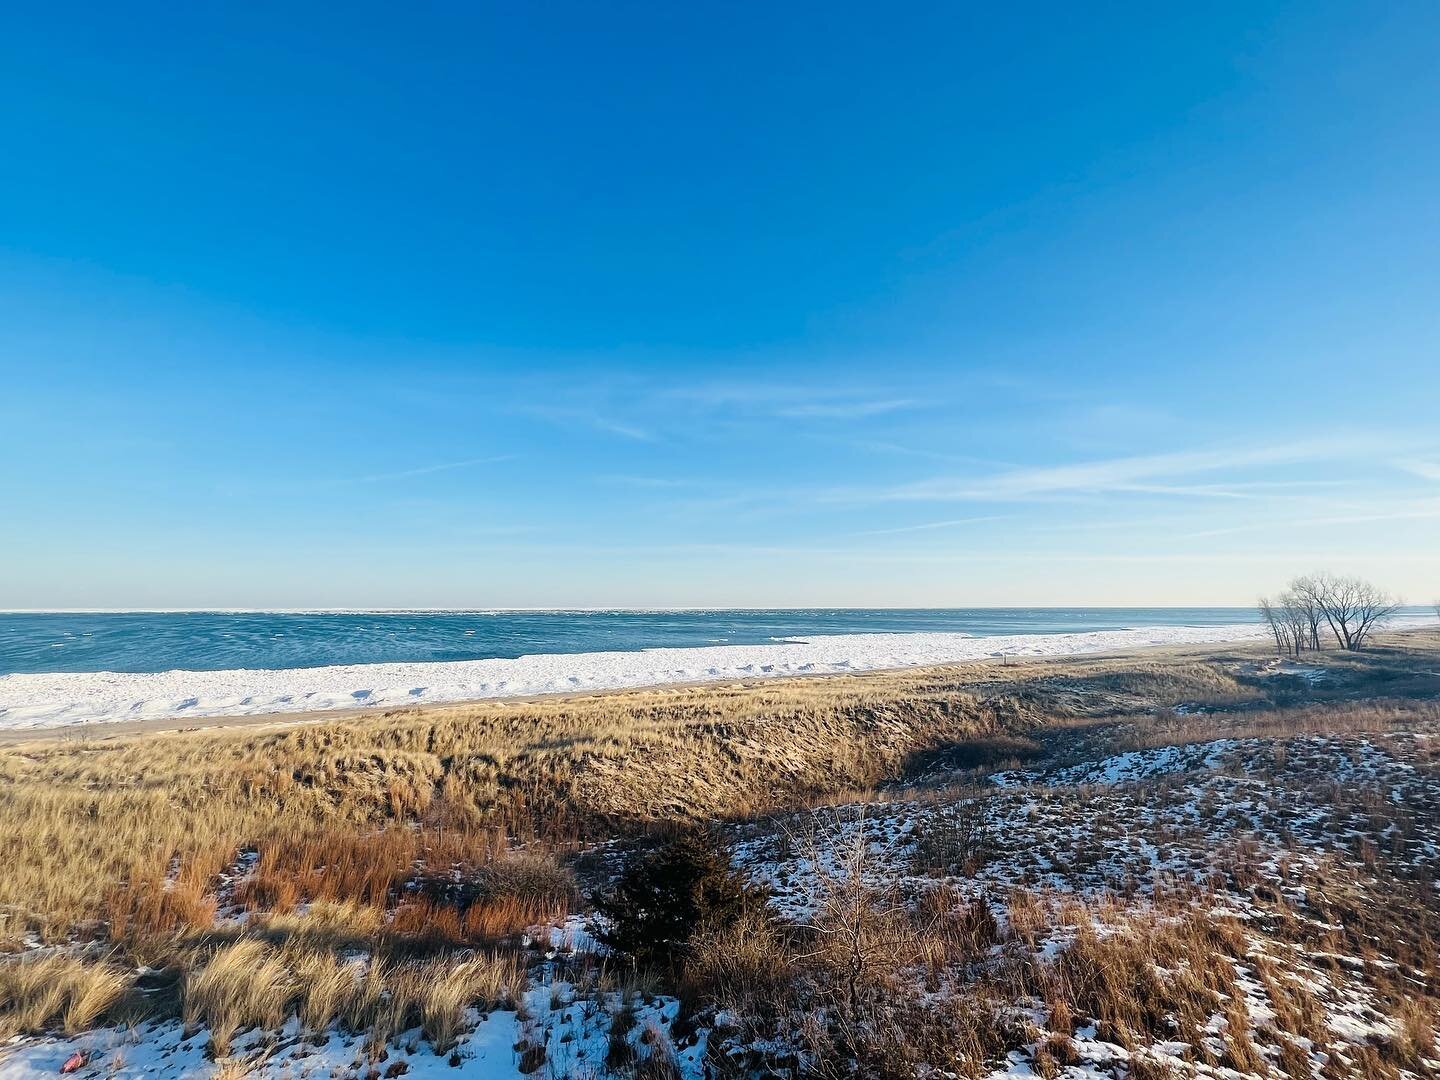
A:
[2,630,1436,940]
[1,630,1437,1075]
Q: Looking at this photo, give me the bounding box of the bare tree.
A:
[1291,572,1400,651]
[1296,589,1325,651]
[1347,581,1402,648]
[1258,597,1289,656]
[1261,592,1326,657]
[1280,592,1312,657]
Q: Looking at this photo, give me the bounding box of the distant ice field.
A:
[2,610,1432,730]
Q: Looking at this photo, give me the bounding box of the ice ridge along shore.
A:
[0,619,1428,730]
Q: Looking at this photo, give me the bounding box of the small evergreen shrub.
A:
[594,830,767,966]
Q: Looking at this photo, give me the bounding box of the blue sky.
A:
[1,2,1437,608]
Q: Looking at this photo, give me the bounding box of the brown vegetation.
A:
[1,629,1437,1076]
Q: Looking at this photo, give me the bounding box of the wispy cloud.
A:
[851,435,1413,504]
[590,417,655,441]
[1188,498,1440,539]
[661,382,819,409]
[597,474,693,489]
[518,405,655,441]
[433,539,1440,567]
[665,381,925,421]
[846,439,1008,467]
[355,455,514,483]
[1397,459,1440,482]
[775,398,918,420]
[855,514,1008,536]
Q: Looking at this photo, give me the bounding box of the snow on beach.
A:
[0,617,1430,731]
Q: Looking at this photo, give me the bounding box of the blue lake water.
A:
[0,608,1265,675]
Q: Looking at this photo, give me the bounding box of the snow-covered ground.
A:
[737,732,1440,918]
[0,620,1321,731]
[4,727,1436,1078]
[0,913,701,1080]
[0,977,703,1080]
[721,729,1440,1078]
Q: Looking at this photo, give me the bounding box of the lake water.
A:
[0,608,1263,675]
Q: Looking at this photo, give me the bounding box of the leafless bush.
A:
[910,797,989,875]
[792,812,922,1013]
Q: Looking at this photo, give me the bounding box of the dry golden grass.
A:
[0,950,131,1039]
[183,939,292,1056]
[27,921,530,1058]
[259,899,384,942]
[683,907,794,1017]
[3,851,542,1050]
[1052,913,1251,1056]
[291,949,357,1034]
[0,642,1310,940]
[415,954,525,1051]
[4,633,1437,945]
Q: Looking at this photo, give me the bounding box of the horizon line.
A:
[0,603,1330,614]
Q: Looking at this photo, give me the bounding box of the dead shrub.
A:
[910,799,990,875]
[682,906,794,1016]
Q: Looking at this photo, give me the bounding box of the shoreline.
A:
[0,638,1293,747]
[0,640,1222,746]
[3,619,1435,743]
[0,621,1272,731]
